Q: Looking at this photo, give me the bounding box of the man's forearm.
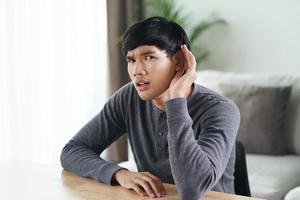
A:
[60,139,123,184]
[165,98,239,200]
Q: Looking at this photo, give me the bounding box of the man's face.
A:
[126,45,177,101]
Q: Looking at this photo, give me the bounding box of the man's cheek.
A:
[128,72,134,81]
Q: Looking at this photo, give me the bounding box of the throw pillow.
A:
[219,83,292,155]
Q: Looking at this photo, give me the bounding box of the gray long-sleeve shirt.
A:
[60,83,240,200]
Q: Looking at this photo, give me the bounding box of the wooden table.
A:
[0,160,262,200]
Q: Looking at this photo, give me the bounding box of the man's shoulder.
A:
[192,83,228,102]
[104,82,138,118]
[117,82,135,93]
[111,82,136,99]
[191,83,239,113]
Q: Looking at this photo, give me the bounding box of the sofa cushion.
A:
[284,78,300,154]
[219,84,291,155]
[246,154,300,200]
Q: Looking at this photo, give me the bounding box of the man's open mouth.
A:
[136,80,150,91]
[137,82,150,86]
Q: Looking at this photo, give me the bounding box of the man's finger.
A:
[131,183,147,197]
[182,45,196,71]
[181,45,193,72]
[181,45,189,70]
[143,172,166,195]
[135,179,156,198]
[141,176,165,196]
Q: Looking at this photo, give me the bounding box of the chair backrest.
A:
[234,140,251,196]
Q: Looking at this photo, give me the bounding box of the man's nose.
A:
[133,61,146,77]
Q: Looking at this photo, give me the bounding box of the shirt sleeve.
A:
[60,89,128,185]
[165,97,240,200]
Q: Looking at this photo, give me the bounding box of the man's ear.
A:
[174,50,184,71]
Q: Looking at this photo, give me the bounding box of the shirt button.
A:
[158,146,163,151]
[158,132,163,136]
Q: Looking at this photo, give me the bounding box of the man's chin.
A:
[138,94,152,101]
[137,88,169,101]
[137,92,154,101]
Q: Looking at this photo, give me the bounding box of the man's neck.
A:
[152,90,170,111]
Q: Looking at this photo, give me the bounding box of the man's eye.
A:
[145,55,154,60]
[127,58,135,63]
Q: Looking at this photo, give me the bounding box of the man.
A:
[61,16,240,200]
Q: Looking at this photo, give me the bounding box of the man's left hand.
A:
[169,44,197,99]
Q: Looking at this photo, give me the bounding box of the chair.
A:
[234,140,251,196]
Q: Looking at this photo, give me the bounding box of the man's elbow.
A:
[60,145,68,169]
[178,169,218,200]
[60,141,74,170]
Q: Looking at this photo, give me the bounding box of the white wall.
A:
[179,0,300,75]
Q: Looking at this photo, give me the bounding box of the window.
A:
[0,0,108,165]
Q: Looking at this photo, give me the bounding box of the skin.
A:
[112,44,197,198]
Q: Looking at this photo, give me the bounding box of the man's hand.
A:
[170,44,197,99]
[113,169,166,198]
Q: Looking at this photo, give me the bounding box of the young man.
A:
[61,17,240,200]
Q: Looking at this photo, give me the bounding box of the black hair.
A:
[122,16,190,57]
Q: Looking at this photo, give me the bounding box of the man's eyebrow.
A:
[139,51,156,56]
[126,55,134,60]
[126,50,156,59]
